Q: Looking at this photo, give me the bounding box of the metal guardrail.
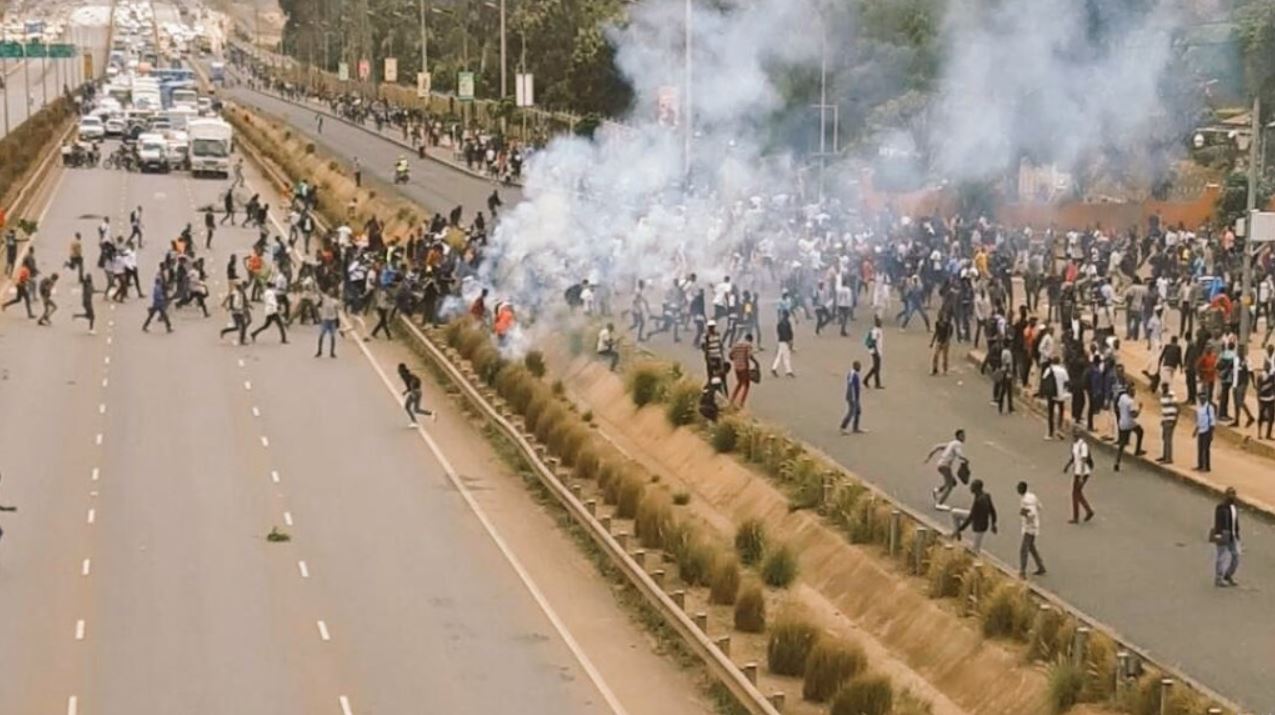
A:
[227,98,783,715]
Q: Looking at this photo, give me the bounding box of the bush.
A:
[524,350,546,377]
[927,546,971,599]
[831,674,894,715]
[734,582,766,632]
[711,418,741,453]
[305,142,316,154]
[847,495,882,544]
[761,543,799,588]
[673,530,713,586]
[573,446,602,481]
[708,552,741,605]
[1027,607,1068,663]
[1047,660,1084,714]
[734,518,767,567]
[803,639,868,703]
[634,491,674,549]
[1082,633,1118,702]
[766,617,820,676]
[628,364,666,407]
[827,482,866,530]
[982,583,1033,640]
[664,380,701,427]
[672,490,691,505]
[616,472,645,519]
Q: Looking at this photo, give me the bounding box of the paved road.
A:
[0,146,620,714]
[220,80,1275,712]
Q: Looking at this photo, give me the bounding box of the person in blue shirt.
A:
[1194,394,1217,472]
[839,361,863,435]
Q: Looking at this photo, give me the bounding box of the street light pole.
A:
[1241,95,1261,356]
[419,0,427,77]
[499,0,506,99]
[683,0,692,184]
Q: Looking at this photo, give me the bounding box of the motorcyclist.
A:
[394,155,409,182]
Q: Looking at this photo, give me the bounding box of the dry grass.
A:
[982,582,1034,640]
[802,638,868,703]
[664,380,702,427]
[831,674,894,715]
[707,552,741,605]
[634,491,674,549]
[766,616,821,677]
[733,582,767,633]
[927,546,971,599]
[734,517,767,567]
[616,471,646,519]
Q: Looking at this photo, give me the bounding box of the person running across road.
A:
[1209,487,1241,587]
[397,363,437,426]
[128,206,144,247]
[925,429,968,507]
[204,206,217,249]
[35,273,59,326]
[930,311,953,376]
[771,310,795,378]
[142,273,172,333]
[864,315,884,388]
[1113,384,1146,471]
[1158,381,1179,464]
[73,273,97,334]
[839,360,863,434]
[1194,393,1216,472]
[220,189,236,225]
[2,263,35,318]
[1017,481,1047,579]
[220,281,252,345]
[951,479,997,554]
[1061,427,1095,523]
[250,286,288,343]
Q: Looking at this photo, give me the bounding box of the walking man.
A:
[220,281,251,345]
[839,360,863,434]
[930,311,953,376]
[315,291,342,358]
[728,333,757,407]
[1017,481,1047,579]
[1194,393,1216,472]
[925,429,968,507]
[1158,381,1178,464]
[952,479,997,554]
[1209,487,1241,587]
[35,273,59,326]
[141,273,172,333]
[73,273,97,334]
[220,189,235,225]
[1061,427,1095,523]
[864,315,884,388]
[250,286,288,343]
[1113,384,1145,471]
[771,310,795,378]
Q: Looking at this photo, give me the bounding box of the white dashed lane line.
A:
[317,620,331,642]
[86,509,95,525]
[81,559,90,577]
[91,468,99,481]
[339,695,354,715]
[74,620,85,641]
[67,695,77,715]
[298,561,309,579]
[270,470,280,484]
[260,436,269,448]
[283,511,293,526]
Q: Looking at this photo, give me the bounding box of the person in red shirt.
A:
[469,288,488,322]
[728,334,757,407]
[1197,346,1219,404]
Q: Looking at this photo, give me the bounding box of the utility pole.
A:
[499,0,506,99]
[683,0,692,185]
[818,28,827,202]
[1241,95,1261,355]
[419,0,427,78]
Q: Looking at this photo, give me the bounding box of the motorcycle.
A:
[394,165,410,184]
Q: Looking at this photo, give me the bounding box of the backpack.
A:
[864,331,877,351]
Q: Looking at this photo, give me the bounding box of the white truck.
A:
[187,118,233,178]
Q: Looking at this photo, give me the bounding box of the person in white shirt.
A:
[1042,356,1069,439]
[1194,394,1216,472]
[1060,427,1095,523]
[925,429,968,507]
[596,323,619,371]
[1017,481,1047,579]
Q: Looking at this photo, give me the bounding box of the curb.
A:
[964,348,1275,522]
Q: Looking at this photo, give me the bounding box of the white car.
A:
[104,116,127,136]
[78,116,106,140]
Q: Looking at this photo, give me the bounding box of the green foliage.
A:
[710,418,741,453]
[733,582,767,633]
[664,381,701,427]
[1237,0,1275,99]
[672,490,691,506]
[766,617,820,676]
[734,518,768,567]
[831,674,894,715]
[627,363,666,407]
[266,527,291,542]
[761,543,799,588]
[1047,659,1084,714]
[1215,170,1275,230]
[802,639,868,703]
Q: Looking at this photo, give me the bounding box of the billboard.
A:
[384,57,397,83]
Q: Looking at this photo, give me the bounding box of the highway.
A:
[219,81,1275,711]
[0,141,711,714]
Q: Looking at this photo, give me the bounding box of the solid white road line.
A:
[86,509,95,525]
[74,620,85,640]
[260,436,270,447]
[316,620,330,641]
[298,561,309,578]
[339,695,353,715]
[67,695,77,715]
[347,324,629,715]
[270,470,280,484]
[283,511,293,526]
[81,559,91,576]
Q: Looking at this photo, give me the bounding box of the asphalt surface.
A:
[219,80,1275,712]
[0,146,614,714]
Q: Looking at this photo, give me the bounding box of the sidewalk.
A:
[968,344,1275,517]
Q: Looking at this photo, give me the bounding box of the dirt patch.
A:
[554,349,1116,715]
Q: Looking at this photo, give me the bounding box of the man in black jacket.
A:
[952,479,997,554]
[1210,487,1241,587]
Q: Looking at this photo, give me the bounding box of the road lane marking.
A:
[108,320,114,327]
[260,436,270,447]
[237,358,245,368]
[252,406,260,417]
[75,620,85,640]
[102,378,108,387]
[81,559,91,576]
[283,511,293,526]
[103,356,110,365]
[339,696,353,715]
[317,620,330,641]
[86,509,95,524]
[91,468,99,481]
[298,561,309,578]
[270,470,280,483]
[347,324,629,715]
[106,336,112,345]
[95,433,103,446]
[67,696,77,715]
[99,403,106,414]
[244,380,252,391]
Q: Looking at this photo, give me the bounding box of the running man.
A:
[398,363,437,427]
[925,429,968,507]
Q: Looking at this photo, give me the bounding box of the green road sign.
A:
[0,42,22,59]
[24,42,47,58]
[49,44,76,59]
